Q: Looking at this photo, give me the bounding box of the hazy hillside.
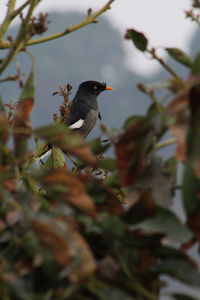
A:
[1,11,197,140]
[1,11,191,138]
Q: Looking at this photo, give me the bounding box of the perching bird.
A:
[39,80,113,161]
[65,81,113,137]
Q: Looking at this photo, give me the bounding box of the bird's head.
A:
[78,81,113,96]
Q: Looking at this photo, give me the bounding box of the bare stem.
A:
[148,48,181,80]
[155,137,177,151]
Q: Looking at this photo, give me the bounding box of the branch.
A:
[0,0,115,49]
[148,48,182,80]
[0,0,16,40]
[0,0,39,76]
[155,137,177,151]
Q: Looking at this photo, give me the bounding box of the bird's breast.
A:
[80,109,98,138]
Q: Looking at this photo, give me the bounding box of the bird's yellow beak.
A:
[105,86,113,90]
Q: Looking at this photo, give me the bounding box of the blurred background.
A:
[1,1,200,298]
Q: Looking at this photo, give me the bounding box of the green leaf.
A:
[45,146,65,169]
[131,206,193,244]
[153,259,200,287]
[172,293,199,300]
[19,69,35,102]
[123,115,144,130]
[89,138,110,155]
[166,48,193,68]
[192,51,200,75]
[100,212,125,239]
[182,161,199,214]
[34,124,81,148]
[99,158,116,171]
[125,28,148,52]
[0,94,5,112]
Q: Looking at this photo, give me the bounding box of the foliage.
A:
[0,0,200,299]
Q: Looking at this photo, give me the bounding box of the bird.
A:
[38,80,113,161]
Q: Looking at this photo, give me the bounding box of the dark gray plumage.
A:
[66,80,112,137]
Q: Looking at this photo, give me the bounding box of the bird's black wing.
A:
[66,102,88,128]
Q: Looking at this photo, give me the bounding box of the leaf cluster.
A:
[1,1,200,300]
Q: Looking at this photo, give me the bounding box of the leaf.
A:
[13,98,34,160]
[89,138,110,155]
[45,146,66,168]
[87,179,124,215]
[187,208,200,241]
[192,51,200,75]
[42,168,97,218]
[153,259,200,288]
[35,124,97,166]
[32,217,97,282]
[172,293,199,300]
[99,158,116,171]
[125,28,148,52]
[145,156,176,208]
[100,212,125,239]
[131,207,193,245]
[167,88,189,162]
[19,69,35,103]
[166,48,193,68]
[13,69,35,161]
[0,112,9,144]
[182,84,200,215]
[123,115,144,130]
[115,119,150,187]
[125,190,156,224]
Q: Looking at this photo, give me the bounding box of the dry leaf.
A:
[43,168,97,218]
[32,218,97,282]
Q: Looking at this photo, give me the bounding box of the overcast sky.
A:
[0,0,197,74]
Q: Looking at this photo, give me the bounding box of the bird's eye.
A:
[93,85,97,90]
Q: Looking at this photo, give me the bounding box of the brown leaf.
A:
[84,177,124,215]
[96,185,124,216]
[167,90,189,162]
[187,209,200,241]
[181,238,197,252]
[13,98,34,160]
[32,219,70,268]
[115,120,148,187]
[32,218,97,282]
[64,144,98,167]
[3,179,16,192]
[43,168,97,218]
[125,190,156,222]
[137,250,157,270]
[0,113,9,144]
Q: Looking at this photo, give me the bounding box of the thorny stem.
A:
[155,137,177,151]
[0,0,115,49]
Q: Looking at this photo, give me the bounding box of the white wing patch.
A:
[69,119,84,129]
[37,149,52,161]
